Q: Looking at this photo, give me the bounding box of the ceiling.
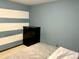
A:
[9,0,59,5]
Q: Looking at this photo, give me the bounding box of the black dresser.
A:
[23,26,40,46]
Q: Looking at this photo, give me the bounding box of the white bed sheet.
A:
[4,43,57,59]
[47,47,79,59]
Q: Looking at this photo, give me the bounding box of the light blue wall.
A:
[30,0,79,52]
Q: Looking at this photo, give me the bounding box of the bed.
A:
[47,47,79,59]
[0,42,78,59]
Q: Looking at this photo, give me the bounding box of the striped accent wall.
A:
[0,8,29,51]
[0,23,29,51]
[0,23,29,41]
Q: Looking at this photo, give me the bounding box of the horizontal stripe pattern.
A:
[0,23,29,45]
[0,23,29,32]
[0,8,29,19]
[0,40,23,52]
[0,34,23,45]
[0,29,22,38]
[0,18,29,23]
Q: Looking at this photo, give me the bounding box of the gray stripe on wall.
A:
[0,18,29,23]
[0,40,23,52]
[0,0,30,11]
[0,29,23,38]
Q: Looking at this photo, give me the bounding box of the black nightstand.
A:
[23,26,40,46]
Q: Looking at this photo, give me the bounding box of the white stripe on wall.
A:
[0,34,23,45]
[0,8,29,19]
[0,23,29,32]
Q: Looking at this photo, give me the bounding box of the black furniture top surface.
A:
[23,26,40,28]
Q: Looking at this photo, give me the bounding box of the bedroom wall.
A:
[30,0,79,52]
[0,0,29,23]
[0,0,29,38]
[0,0,30,51]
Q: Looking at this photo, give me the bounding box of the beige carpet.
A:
[0,43,57,59]
[0,45,28,59]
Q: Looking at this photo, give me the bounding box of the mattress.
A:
[4,42,57,59]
